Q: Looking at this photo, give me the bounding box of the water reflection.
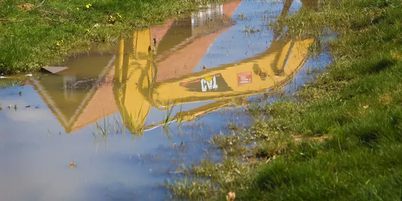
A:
[29,0,314,134]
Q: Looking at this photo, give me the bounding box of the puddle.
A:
[0,0,330,200]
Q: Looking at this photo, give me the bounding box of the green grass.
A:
[167,0,402,200]
[0,0,227,74]
[0,78,26,88]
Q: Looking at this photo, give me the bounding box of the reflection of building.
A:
[153,1,240,82]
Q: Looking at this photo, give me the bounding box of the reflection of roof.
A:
[150,19,175,46]
[224,0,242,17]
[155,27,233,82]
[31,56,117,133]
[154,1,241,82]
[70,66,118,132]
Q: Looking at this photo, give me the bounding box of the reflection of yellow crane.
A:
[113,0,319,133]
[114,28,313,133]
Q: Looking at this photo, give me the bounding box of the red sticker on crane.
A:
[237,72,252,86]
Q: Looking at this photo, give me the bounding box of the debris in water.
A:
[170,169,185,174]
[0,74,32,79]
[226,192,236,201]
[70,161,76,168]
[41,66,68,74]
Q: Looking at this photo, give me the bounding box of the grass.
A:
[0,78,26,88]
[167,0,402,200]
[0,0,228,74]
[163,103,176,129]
[242,25,260,34]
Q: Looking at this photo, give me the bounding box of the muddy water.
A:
[0,1,329,200]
